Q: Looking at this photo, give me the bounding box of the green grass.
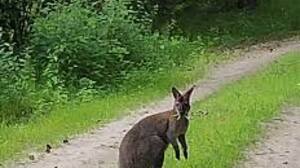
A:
[0,51,227,162]
[164,52,300,168]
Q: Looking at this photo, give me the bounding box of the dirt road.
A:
[238,107,300,168]
[8,39,300,168]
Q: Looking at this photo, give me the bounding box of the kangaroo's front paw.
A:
[175,152,180,160]
[184,150,188,159]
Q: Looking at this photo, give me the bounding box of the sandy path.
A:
[8,39,300,168]
[238,107,300,168]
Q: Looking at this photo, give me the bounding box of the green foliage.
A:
[0,0,202,124]
[0,40,69,125]
[130,0,258,32]
[31,1,141,88]
[30,0,201,89]
[0,42,33,124]
[32,1,131,88]
[0,0,299,125]
[0,0,34,48]
[176,0,300,45]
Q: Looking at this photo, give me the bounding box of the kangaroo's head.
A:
[172,85,195,117]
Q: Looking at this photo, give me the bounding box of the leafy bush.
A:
[0,41,68,124]
[30,0,199,90]
[0,43,34,124]
[31,1,145,89]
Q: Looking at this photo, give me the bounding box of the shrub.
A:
[30,0,199,90]
[0,43,34,124]
[31,1,149,89]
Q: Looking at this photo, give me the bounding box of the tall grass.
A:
[164,52,300,168]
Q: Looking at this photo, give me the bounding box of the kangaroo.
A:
[119,85,195,168]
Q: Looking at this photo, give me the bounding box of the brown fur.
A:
[119,86,195,168]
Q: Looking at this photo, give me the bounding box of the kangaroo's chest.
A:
[174,118,189,136]
[176,119,189,134]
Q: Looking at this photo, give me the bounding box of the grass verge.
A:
[164,51,300,168]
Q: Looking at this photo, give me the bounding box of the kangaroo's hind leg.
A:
[152,150,165,168]
[149,136,168,168]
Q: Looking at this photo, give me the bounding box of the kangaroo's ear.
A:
[172,87,182,99]
[183,85,195,102]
